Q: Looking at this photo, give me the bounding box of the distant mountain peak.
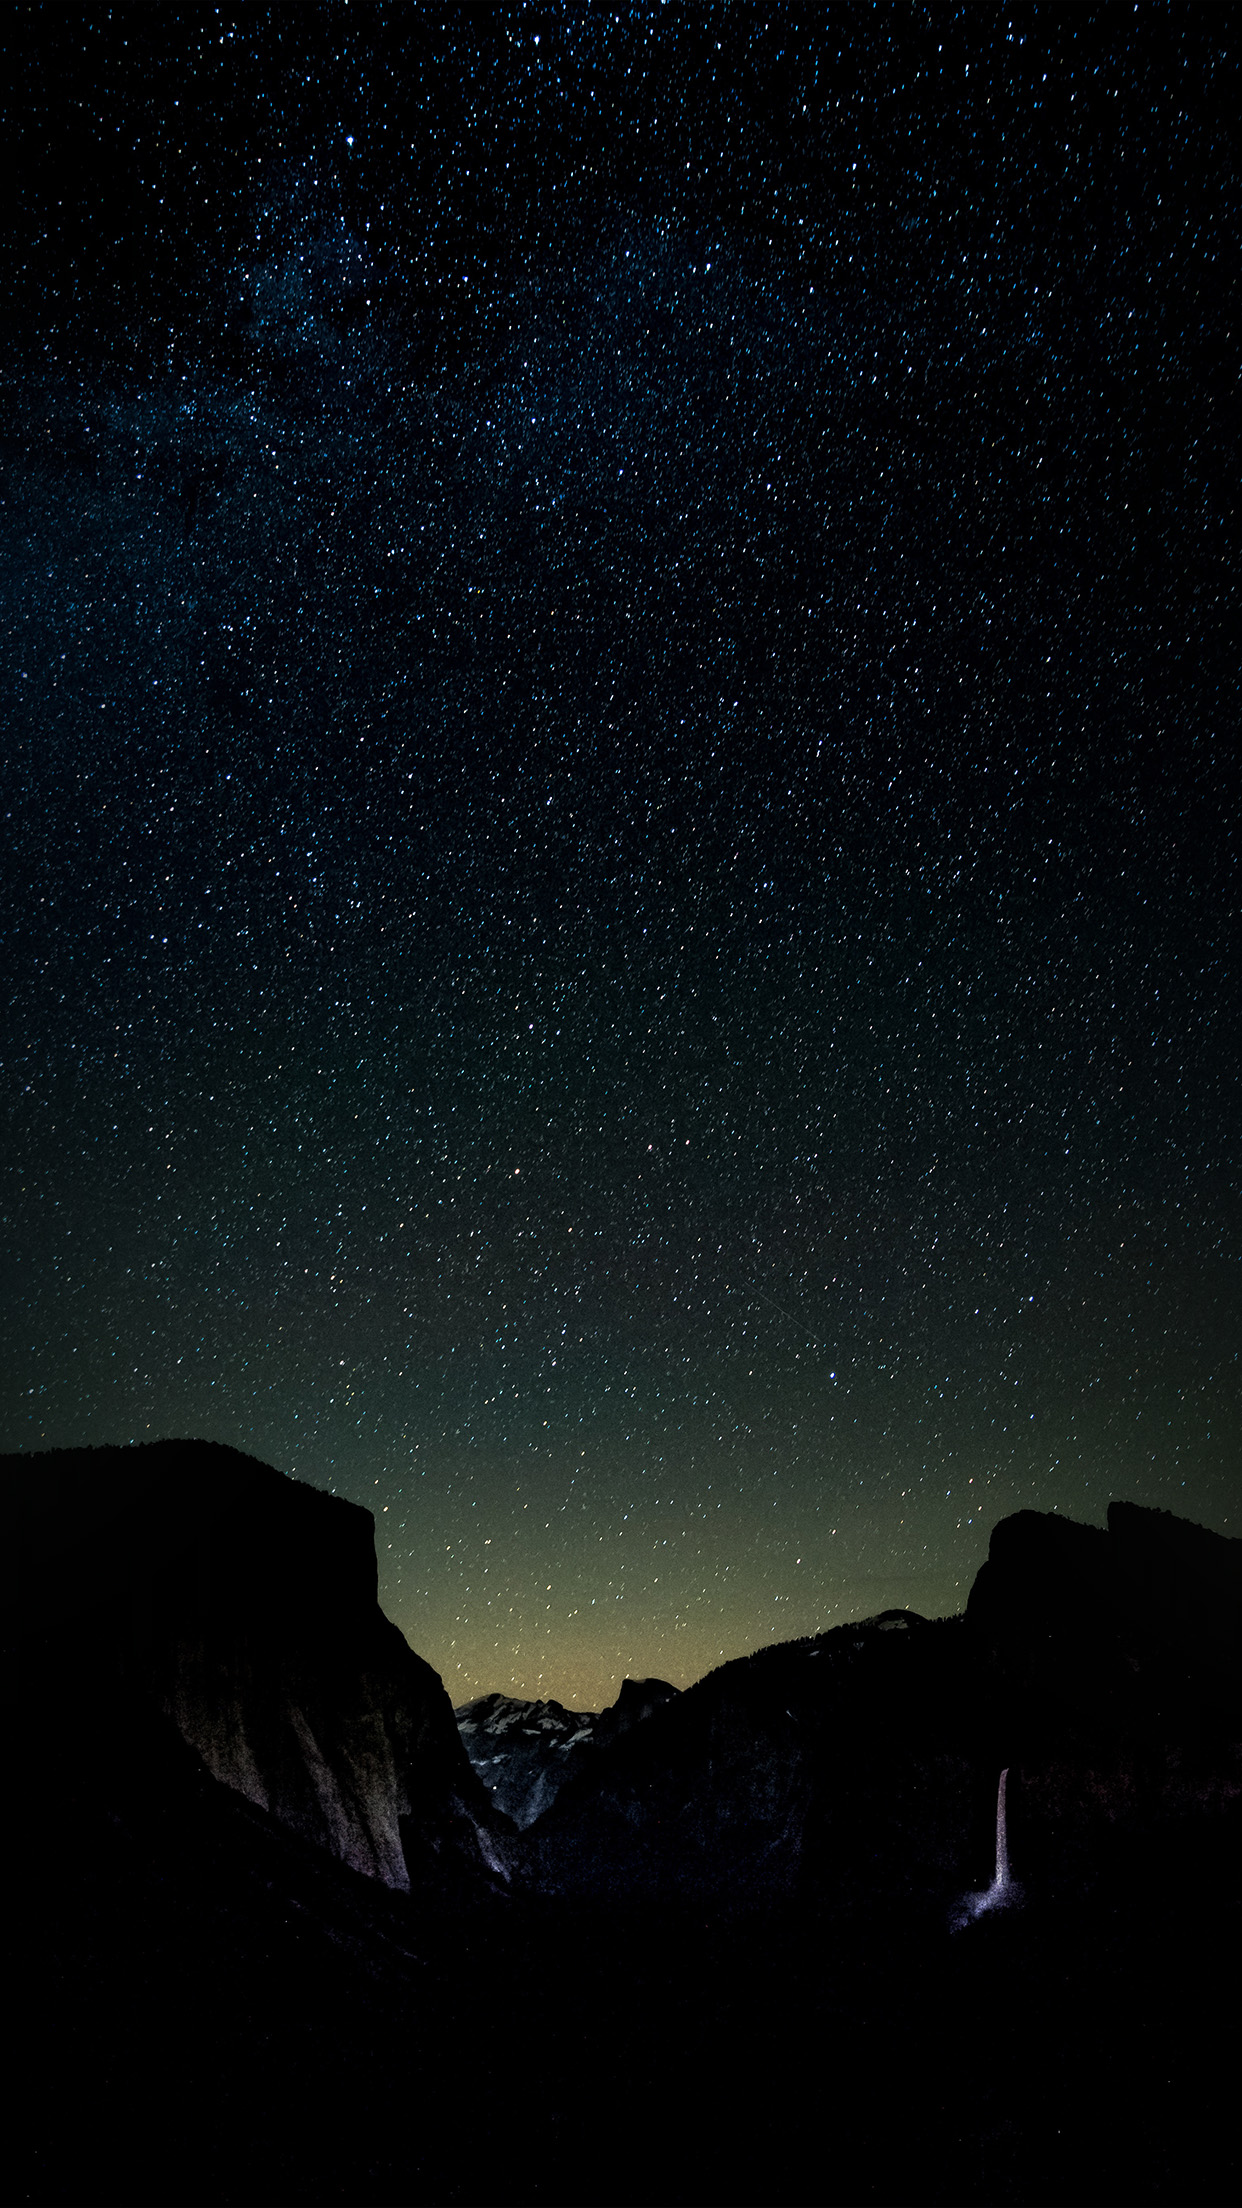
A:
[456,1675,680,1827]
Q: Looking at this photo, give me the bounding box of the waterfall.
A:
[994,1765,1010,1893]
[950,1765,1020,1929]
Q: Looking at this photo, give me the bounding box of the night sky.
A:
[3,6,1239,1707]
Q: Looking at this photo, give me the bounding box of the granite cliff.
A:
[1,1437,508,1890]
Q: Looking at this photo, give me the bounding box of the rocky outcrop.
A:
[964,1499,1242,1745]
[0,1438,508,1891]
[456,1676,679,1826]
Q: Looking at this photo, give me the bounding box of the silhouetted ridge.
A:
[521,1609,973,1906]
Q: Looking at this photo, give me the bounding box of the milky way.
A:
[2,8,1238,1702]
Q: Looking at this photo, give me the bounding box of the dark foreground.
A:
[6,1446,1240,2205]
[12,1689,1240,2206]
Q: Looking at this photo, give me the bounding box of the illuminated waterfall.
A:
[993,1765,1011,1893]
[951,1766,1019,1929]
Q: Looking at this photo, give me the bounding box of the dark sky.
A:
[3,4,1239,1706]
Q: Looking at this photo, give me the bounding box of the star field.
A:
[2,7,1239,1705]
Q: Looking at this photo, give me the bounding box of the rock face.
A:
[965,1498,1242,1743]
[456,1676,679,1826]
[1,1438,507,1891]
